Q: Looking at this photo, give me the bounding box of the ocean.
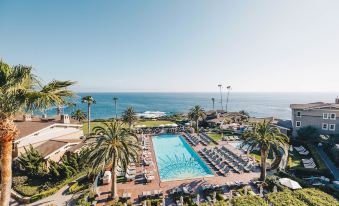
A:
[43,92,339,120]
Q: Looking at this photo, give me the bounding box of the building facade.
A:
[290,98,339,136]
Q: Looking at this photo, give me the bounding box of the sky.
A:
[1,0,339,92]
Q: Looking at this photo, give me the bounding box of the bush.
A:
[233,196,268,206]
[12,175,28,186]
[30,187,58,202]
[297,126,319,142]
[294,188,339,206]
[265,176,286,192]
[14,185,39,197]
[267,191,307,206]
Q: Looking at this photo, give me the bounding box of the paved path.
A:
[315,146,339,181]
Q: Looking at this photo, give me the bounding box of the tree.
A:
[211,98,215,110]
[71,109,87,123]
[85,121,140,198]
[188,105,206,132]
[17,145,48,178]
[242,121,289,181]
[122,107,137,130]
[0,60,75,205]
[81,96,96,134]
[297,126,319,142]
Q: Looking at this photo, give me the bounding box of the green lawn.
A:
[206,132,223,141]
[83,120,174,134]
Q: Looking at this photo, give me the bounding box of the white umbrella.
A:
[273,185,278,193]
[244,186,248,195]
[279,178,302,190]
[162,196,166,206]
[143,200,147,206]
[196,194,200,206]
[212,191,216,203]
[180,196,184,205]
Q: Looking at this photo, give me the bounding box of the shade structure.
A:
[279,178,302,190]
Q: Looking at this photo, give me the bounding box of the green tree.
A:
[71,109,87,123]
[17,145,48,178]
[188,105,206,132]
[0,60,75,205]
[297,126,319,142]
[122,107,137,130]
[86,121,140,198]
[81,96,96,133]
[242,121,289,181]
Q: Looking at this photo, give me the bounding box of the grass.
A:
[206,132,223,141]
[83,120,174,134]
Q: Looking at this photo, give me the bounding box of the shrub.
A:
[267,191,307,206]
[14,185,39,197]
[297,126,319,142]
[12,175,28,186]
[294,188,339,206]
[265,176,286,192]
[233,196,268,206]
[30,187,58,202]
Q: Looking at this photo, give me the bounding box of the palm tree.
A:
[0,60,75,205]
[122,107,137,130]
[71,109,87,123]
[218,84,223,110]
[211,98,215,110]
[241,121,289,181]
[113,96,119,119]
[81,96,96,134]
[188,105,206,132]
[86,121,140,198]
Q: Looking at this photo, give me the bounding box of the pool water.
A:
[152,134,214,181]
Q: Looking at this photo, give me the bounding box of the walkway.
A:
[315,146,339,181]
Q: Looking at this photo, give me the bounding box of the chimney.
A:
[61,114,70,124]
[23,114,32,122]
[336,97,339,104]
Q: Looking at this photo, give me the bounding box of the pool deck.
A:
[96,133,260,205]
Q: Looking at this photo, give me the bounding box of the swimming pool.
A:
[152,134,214,181]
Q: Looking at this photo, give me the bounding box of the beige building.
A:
[290,98,339,136]
[13,114,84,162]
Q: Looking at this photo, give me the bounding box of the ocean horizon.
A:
[40,92,339,121]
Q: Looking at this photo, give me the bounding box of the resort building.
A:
[290,98,339,136]
[13,113,84,162]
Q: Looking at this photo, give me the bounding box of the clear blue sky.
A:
[1,0,339,92]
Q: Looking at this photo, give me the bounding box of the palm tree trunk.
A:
[111,155,117,198]
[87,104,91,134]
[260,148,268,181]
[196,119,199,133]
[0,117,16,206]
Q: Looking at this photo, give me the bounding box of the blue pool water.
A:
[152,134,214,181]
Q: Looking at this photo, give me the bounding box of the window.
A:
[296,121,301,127]
[330,124,336,131]
[330,113,336,120]
[322,123,328,130]
[296,111,301,117]
[323,113,329,119]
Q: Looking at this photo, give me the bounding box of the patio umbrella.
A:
[196,194,200,206]
[259,186,263,196]
[143,200,147,206]
[244,186,248,195]
[273,185,278,193]
[180,196,184,205]
[162,196,166,206]
[279,178,302,190]
[212,191,216,203]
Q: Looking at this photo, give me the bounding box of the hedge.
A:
[294,188,339,206]
[267,191,308,206]
[233,195,268,206]
[14,185,39,197]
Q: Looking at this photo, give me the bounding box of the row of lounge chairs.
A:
[169,186,193,196]
[117,163,137,181]
[200,148,231,176]
[141,136,156,183]
[222,135,240,141]
[294,146,310,155]
[199,133,212,146]
[184,133,200,146]
[302,158,317,169]
[138,190,163,200]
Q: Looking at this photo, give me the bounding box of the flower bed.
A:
[294,188,339,206]
[266,191,307,206]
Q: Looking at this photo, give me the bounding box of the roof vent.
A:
[61,114,70,124]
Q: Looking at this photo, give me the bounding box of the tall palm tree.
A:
[0,60,75,205]
[211,98,215,110]
[188,105,206,132]
[241,121,289,181]
[218,84,223,110]
[113,96,119,119]
[86,121,140,198]
[71,109,87,123]
[122,107,137,130]
[81,96,96,134]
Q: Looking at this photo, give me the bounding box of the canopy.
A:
[279,178,302,190]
